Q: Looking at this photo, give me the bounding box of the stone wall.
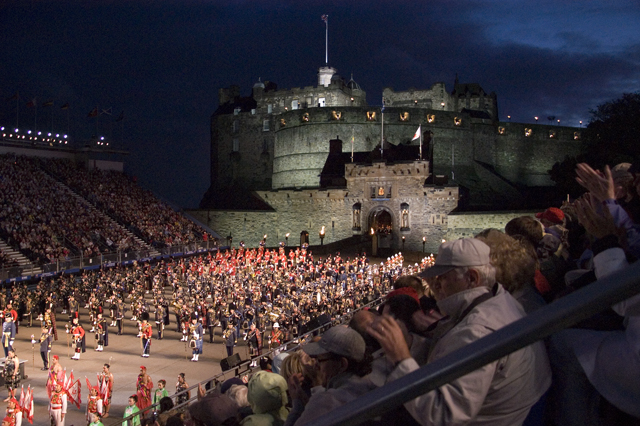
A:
[445,210,537,241]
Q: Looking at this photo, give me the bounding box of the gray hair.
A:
[227,384,249,408]
[453,264,496,288]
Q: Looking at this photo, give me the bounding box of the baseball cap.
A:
[419,238,491,279]
[303,325,365,361]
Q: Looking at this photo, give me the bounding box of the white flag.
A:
[412,125,421,141]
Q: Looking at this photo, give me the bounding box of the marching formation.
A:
[0,246,423,425]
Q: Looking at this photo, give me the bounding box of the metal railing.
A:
[119,295,389,425]
[307,261,640,426]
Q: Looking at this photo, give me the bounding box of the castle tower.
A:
[318,66,337,87]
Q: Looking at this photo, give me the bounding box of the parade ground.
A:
[9,298,243,426]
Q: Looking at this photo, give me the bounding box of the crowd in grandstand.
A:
[42,158,211,248]
[0,155,212,268]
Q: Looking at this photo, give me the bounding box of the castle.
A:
[193,66,583,252]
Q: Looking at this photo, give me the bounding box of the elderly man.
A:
[368,238,551,426]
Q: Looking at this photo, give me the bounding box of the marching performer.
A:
[85,384,103,424]
[3,350,19,402]
[94,313,106,352]
[188,314,203,362]
[268,322,282,351]
[223,323,237,357]
[246,323,262,367]
[139,313,152,358]
[2,317,15,358]
[48,381,67,426]
[99,364,114,418]
[135,367,152,411]
[116,298,125,335]
[123,395,140,426]
[38,325,53,370]
[152,380,168,406]
[70,318,85,360]
[154,303,165,340]
[5,394,22,426]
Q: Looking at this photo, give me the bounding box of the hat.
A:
[140,365,146,370]
[140,312,150,321]
[535,207,564,224]
[273,322,279,328]
[53,355,59,360]
[189,393,239,426]
[303,325,365,361]
[419,238,491,279]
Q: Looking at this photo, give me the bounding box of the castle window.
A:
[524,128,533,137]
[267,104,273,114]
[280,118,286,128]
[251,109,256,115]
[292,99,299,110]
[232,139,239,152]
[263,119,270,131]
[232,120,239,133]
[262,139,268,153]
[352,203,362,230]
[233,107,241,115]
[319,97,326,107]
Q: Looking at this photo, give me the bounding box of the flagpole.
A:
[351,128,354,163]
[380,98,384,159]
[325,16,328,64]
[419,124,423,160]
[16,93,19,129]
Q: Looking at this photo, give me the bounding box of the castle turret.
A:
[318,66,337,87]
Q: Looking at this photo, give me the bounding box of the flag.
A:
[60,103,69,110]
[101,107,112,115]
[5,92,19,102]
[115,110,124,122]
[99,373,109,401]
[67,379,81,408]
[27,387,34,424]
[381,97,386,113]
[412,125,421,141]
[19,386,24,408]
[26,98,36,108]
[42,100,54,107]
[87,107,98,117]
[321,14,328,23]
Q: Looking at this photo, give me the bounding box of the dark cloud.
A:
[0,0,638,206]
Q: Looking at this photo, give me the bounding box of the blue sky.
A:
[1,0,638,207]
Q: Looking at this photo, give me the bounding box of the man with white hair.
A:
[368,238,551,426]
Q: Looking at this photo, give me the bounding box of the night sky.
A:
[1,0,639,208]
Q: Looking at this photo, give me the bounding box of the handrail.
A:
[307,261,640,426]
[1,240,218,283]
[118,295,389,425]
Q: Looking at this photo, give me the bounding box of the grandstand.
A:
[0,130,218,281]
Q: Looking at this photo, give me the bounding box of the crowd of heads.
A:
[0,155,213,268]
